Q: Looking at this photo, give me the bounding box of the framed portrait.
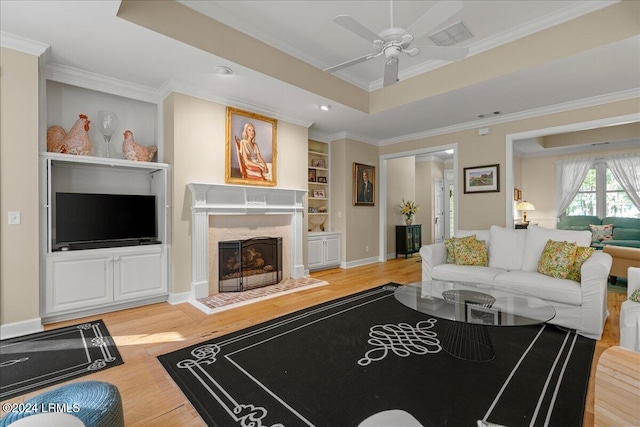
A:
[353,162,375,206]
[317,176,327,183]
[311,158,326,168]
[226,107,277,186]
[313,189,325,198]
[463,164,500,194]
[308,169,316,182]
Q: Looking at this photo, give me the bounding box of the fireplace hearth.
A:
[219,237,283,292]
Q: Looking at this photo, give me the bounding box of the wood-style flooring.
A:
[0,257,625,426]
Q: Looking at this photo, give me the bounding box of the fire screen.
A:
[218,236,283,292]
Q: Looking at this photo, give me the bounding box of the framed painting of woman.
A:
[226,107,277,186]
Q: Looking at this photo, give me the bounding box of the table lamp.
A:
[516,201,535,224]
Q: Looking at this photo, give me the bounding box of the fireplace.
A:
[219,237,283,292]
[187,183,306,301]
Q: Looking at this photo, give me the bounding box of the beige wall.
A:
[332,139,379,263]
[164,92,308,295]
[0,48,40,326]
[386,157,415,256]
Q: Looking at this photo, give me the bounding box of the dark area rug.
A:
[0,319,123,401]
[158,284,594,427]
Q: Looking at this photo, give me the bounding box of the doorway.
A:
[379,145,458,261]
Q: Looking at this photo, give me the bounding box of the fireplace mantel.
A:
[187,183,307,299]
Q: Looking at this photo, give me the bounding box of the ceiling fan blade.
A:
[334,15,380,43]
[383,57,399,87]
[413,46,469,61]
[405,0,464,41]
[323,52,381,74]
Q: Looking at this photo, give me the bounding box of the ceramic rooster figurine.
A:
[46,114,92,156]
[122,130,157,162]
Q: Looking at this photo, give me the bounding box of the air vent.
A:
[429,21,473,47]
[477,111,502,119]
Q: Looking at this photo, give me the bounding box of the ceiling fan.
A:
[323,0,469,87]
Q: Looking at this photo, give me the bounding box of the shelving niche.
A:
[40,75,169,323]
[308,140,341,271]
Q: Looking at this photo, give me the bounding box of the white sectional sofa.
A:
[420,225,612,340]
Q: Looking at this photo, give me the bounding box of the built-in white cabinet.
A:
[39,73,170,323]
[45,246,166,317]
[308,232,341,271]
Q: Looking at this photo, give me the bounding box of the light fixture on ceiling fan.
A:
[323,0,470,87]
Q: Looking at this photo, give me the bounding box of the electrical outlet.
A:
[8,211,21,225]
[365,245,369,252]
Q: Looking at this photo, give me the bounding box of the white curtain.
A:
[554,156,595,221]
[607,152,640,210]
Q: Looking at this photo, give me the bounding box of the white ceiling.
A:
[1,0,638,149]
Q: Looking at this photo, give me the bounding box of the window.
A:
[566,161,640,218]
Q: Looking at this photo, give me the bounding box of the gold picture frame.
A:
[226,107,277,186]
[353,162,375,206]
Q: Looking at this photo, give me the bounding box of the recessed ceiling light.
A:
[216,66,233,75]
[320,104,331,111]
[445,149,454,154]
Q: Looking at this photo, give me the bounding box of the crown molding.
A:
[41,63,161,104]
[161,79,314,129]
[0,31,49,56]
[375,88,640,146]
[308,130,332,143]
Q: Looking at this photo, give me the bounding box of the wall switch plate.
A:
[8,211,21,225]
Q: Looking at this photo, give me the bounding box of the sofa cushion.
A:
[432,264,504,286]
[537,240,578,279]
[566,246,596,282]
[557,215,601,229]
[603,240,640,248]
[613,228,640,241]
[602,216,640,230]
[454,238,488,266]
[521,226,592,271]
[590,224,613,242]
[488,226,526,271]
[494,271,582,306]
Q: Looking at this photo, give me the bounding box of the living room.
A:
[1,1,639,426]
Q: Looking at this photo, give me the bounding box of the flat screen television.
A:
[55,192,157,248]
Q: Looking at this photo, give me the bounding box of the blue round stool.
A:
[0,381,124,427]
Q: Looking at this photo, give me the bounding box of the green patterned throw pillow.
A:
[537,239,578,279]
[566,246,595,282]
[444,235,476,264]
[589,224,613,242]
[453,238,488,266]
[630,289,640,303]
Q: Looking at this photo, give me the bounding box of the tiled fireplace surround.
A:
[187,183,307,300]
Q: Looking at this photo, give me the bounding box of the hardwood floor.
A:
[1,257,624,426]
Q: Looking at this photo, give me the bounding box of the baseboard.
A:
[168,292,191,305]
[0,317,43,339]
[342,256,380,269]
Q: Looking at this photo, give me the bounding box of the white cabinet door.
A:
[114,247,166,301]
[46,252,113,314]
[308,237,324,269]
[324,235,341,266]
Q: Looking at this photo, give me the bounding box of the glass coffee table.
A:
[394,280,556,362]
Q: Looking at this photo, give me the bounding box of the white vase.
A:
[404,217,413,225]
